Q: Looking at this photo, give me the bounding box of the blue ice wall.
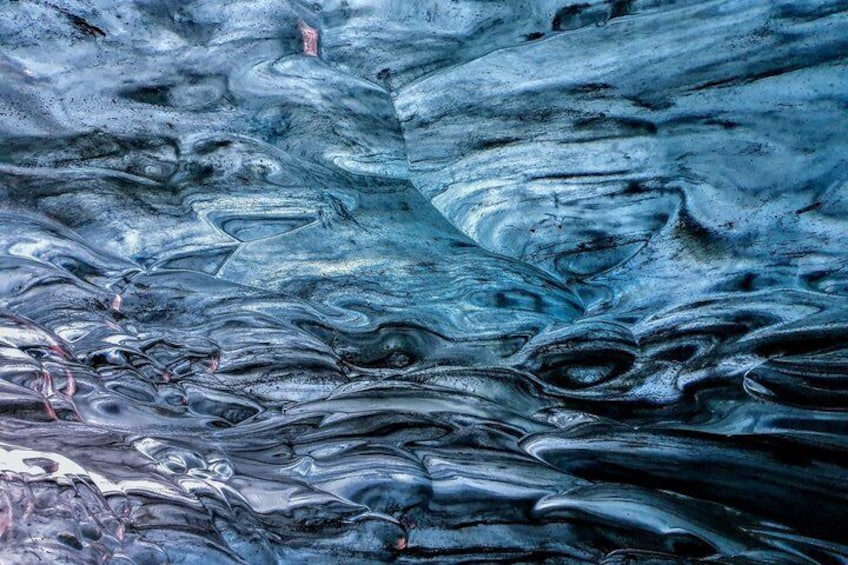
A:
[1,1,847,563]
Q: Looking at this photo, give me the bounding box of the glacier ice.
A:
[1,1,847,563]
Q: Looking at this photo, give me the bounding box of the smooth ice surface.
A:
[1,1,847,563]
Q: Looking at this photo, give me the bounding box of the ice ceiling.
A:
[1,1,847,563]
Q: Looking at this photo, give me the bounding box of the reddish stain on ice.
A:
[395,537,407,550]
[64,370,76,397]
[299,21,319,57]
[111,294,122,312]
[22,500,33,520]
[41,370,55,397]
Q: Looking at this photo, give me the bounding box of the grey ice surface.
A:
[1,1,847,563]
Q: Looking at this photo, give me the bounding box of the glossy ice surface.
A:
[1,1,847,563]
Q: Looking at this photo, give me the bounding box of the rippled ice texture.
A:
[1,1,847,563]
